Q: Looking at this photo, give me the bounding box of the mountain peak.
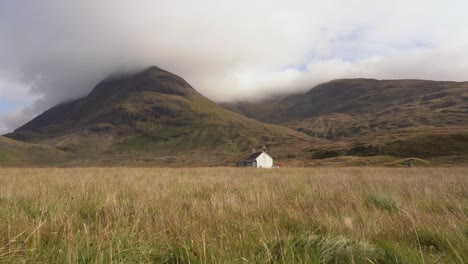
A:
[142,65,167,74]
[103,66,169,81]
[89,66,195,100]
[10,66,197,134]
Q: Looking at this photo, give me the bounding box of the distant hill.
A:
[223,79,468,139]
[0,136,71,166]
[223,79,468,165]
[5,66,310,166]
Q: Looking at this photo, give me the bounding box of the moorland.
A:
[0,167,466,263]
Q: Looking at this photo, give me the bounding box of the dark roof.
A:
[243,152,263,161]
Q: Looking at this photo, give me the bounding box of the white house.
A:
[237,150,273,168]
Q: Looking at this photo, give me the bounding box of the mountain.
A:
[223,79,468,165]
[0,136,71,166]
[223,79,468,139]
[5,73,467,167]
[5,66,310,166]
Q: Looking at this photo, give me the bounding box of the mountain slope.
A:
[5,66,310,166]
[223,79,468,139]
[0,136,71,166]
[223,79,468,165]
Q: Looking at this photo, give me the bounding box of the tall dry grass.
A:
[0,167,466,263]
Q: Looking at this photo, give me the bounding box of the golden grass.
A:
[0,167,466,263]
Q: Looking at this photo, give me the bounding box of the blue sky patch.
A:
[0,101,18,113]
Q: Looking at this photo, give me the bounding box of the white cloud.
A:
[0,77,36,104]
[0,0,467,133]
[0,108,32,134]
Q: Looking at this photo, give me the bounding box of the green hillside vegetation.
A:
[302,126,468,166]
[0,136,71,166]
[223,79,468,139]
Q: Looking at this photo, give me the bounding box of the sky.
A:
[0,0,467,133]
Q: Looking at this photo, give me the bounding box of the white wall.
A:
[255,152,273,168]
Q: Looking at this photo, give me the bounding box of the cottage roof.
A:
[244,152,263,161]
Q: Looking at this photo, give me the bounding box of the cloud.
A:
[0,77,36,105]
[0,108,34,135]
[0,0,467,133]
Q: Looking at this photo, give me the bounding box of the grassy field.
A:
[0,167,466,263]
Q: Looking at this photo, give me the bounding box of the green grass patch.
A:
[378,241,425,264]
[257,234,384,263]
[365,193,400,213]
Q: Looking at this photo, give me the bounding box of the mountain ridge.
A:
[223,78,468,139]
[221,78,468,166]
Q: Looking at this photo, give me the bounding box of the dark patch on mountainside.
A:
[305,126,468,166]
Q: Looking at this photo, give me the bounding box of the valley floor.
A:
[0,167,467,263]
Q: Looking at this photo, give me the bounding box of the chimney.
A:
[262,145,267,152]
[252,148,256,153]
